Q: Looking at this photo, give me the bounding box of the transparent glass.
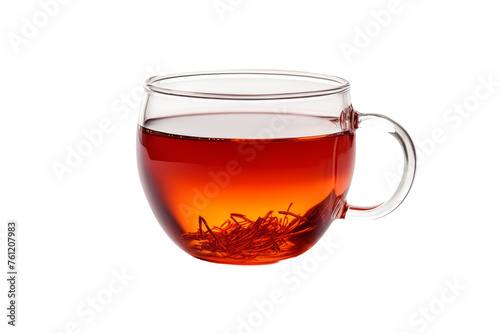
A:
[137,70,416,265]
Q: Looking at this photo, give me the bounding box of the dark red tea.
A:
[137,113,355,265]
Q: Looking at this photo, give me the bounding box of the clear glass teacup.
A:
[137,70,416,265]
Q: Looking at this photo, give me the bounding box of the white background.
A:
[1,0,500,333]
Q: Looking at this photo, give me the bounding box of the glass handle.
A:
[344,112,417,219]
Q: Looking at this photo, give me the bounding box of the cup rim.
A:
[144,69,350,100]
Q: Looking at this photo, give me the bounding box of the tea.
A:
[137,113,355,264]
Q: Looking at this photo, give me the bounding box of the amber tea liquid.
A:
[137,113,355,265]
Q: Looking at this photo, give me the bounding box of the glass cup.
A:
[137,70,416,265]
